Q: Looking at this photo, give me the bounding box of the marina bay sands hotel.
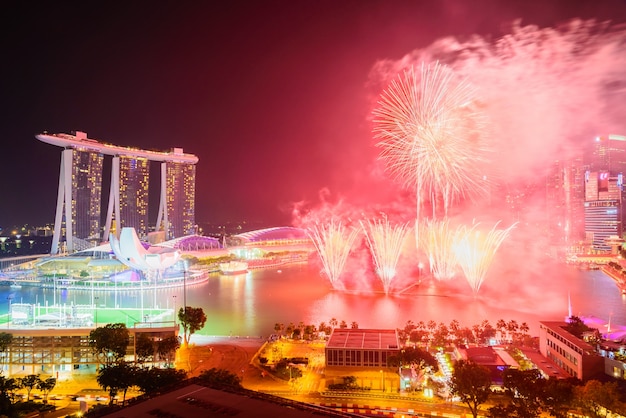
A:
[37,131,198,254]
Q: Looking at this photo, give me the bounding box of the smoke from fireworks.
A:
[360,216,412,294]
[370,20,626,187]
[454,222,517,295]
[372,62,492,221]
[308,220,361,290]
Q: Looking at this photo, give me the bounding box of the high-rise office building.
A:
[584,170,625,251]
[37,132,198,254]
[156,160,196,239]
[590,134,626,175]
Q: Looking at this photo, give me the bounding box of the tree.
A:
[501,368,544,418]
[1,377,21,404]
[198,368,241,388]
[496,319,507,342]
[329,318,338,329]
[156,335,181,367]
[89,323,130,366]
[96,362,137,405]
[507,320,519,343]
[135,367,187,394]
[0,376,18,417]
[21,375,40,401]
[387,347,438,372]
[135,333,156,365]
[303,324,316,340]
[575,379,623,417]
[178,307,207,348]
[433,323,449,348]
[542,377,575,418]
[449,360,492,418]
[36,377,56,404]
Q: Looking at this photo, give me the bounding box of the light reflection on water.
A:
[0,262,624,337]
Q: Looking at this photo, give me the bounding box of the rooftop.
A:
[326,329,399,350]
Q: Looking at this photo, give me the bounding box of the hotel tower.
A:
[37,131,199,254]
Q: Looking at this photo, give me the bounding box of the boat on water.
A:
[219,261,249,275]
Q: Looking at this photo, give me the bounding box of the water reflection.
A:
[0,262,624,337]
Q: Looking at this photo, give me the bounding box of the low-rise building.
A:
[324,328,400,392]
[538,321,605,380]
[1,322,178,377]
[325,328,400,368]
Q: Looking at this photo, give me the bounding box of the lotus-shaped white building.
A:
[110,227,181,276]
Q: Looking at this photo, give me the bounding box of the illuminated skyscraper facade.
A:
[581,134,626,252]
[591,134,626,175]
[160,161,196,238]
[584,171,625,251]
[38,132,198,254]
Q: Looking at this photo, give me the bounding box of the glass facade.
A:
[71,150,103,242]
[165,162,196,238]
[119,156,150,238]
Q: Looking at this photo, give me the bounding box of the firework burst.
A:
[308,220,360,290]
[372,62,491,222]
[419,218,462,281]
[360,216,412,294]
[454,222,516,295]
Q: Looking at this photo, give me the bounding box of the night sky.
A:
[3,0,626,231]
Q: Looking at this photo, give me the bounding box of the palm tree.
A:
[350,321,359,329]
[506,320,519,343]
[426,320,437,347]
[519,322,530,343]
[330,318,338,329]
[496,319,507,342]
[449,320,461,344]
[274,323,284,337]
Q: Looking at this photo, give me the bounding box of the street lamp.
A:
[6,296,12,329]
[172,295,177,323]
[94,296,99,326]
[183,261,188,314]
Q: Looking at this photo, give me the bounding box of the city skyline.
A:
[3,1,626,231]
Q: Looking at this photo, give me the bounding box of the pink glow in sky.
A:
[293,18,626,293]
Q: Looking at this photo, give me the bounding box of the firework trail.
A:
[308,220,361,290]
[360,216,412,294]
[419,218,462,281]
[454,222,516,295]
[372,62,492,224]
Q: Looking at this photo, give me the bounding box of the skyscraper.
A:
[37,132,198,254]
[156,160,196,239]
[590,134,626,175]
[103,155,151,239]
[582,134,626,252]
[50,147,104,253]
[584,170,625,251]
